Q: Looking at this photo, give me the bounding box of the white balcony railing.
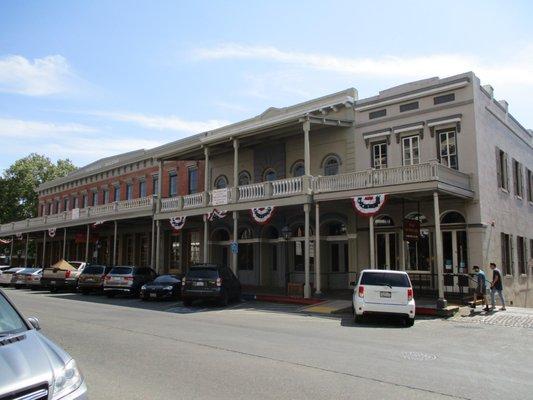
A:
[238,182,266,202]
[272,177,303,197]
[183,192,204,209]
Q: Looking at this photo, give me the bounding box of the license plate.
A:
[194,281,205,287]
[380,291,391,298]
[150,293,157,298]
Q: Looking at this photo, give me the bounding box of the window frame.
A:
[402,135,420,166]
[437,128,458,170]
[371,142,388,170]
[517,236,526,274]
[187,167,198,194]
[262,168,277,182]
[500,232,512,276]
[168,171,178,197]
[513,159,523,198]
[214,175,228,189]
[238,170,251,186]
[139,180,147,198]
[125,183,133,200]
[323,155,341,176]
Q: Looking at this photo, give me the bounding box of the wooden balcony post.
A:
[157,160,164,213]
[315,202,321,295]
[85,224,90,263]
[203,214,209,263]
[433,191,447,308]
[303,203,311,298]
[369,216,375,268]
[113,220,118,267]
[232,211,238,274]
[204,147,210,192]
[155,220,161,274]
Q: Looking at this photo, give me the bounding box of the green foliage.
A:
[0,153,76,223]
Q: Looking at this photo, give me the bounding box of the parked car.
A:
[26,268,44,290]
[352,269,416,326]
[181,264,241,306]
[140,274,182,300]
[0,267,25,287]
[12,268,42,289]
[103,266,157,297]
[77,264,112,294]
[0,288,88,399]
[40,260,87,292]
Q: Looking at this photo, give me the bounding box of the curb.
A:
[242,293,324,306]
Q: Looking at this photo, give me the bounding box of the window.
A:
[434,93,455,105]
[324,156,340,176]
[214,175,228,189]
[292,162,305,177]
[517,236,526,274]
[152,175,159,196]
[438,129,458,169]
[113,186,120,202]
[527,169,533,202]
[187,168,198,194]
[263,169,277,182]
[41,204,46,216]
[126,183,133,200]
[82,194,88,208]
[400,101,419,112]
[369,109,386,119]
[73,197,79,209]
[92,191,98,206]
[103,189,109,204]
[513,159,523,197]
[189,231,201,264]
[441,211,465,224]
[372,142,388,169]
[501,233,512,275]
[55,200,60,213]
[402,136,420,166]
[169,172,178,196]
[496,148,509,191]
[139,180,147,197]
[47,203,52,215]
[238,171,251,186]
[63,198,69,212]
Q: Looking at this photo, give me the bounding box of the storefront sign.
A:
[403,219,420,242]
[211,188,229,206]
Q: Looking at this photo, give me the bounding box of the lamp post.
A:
[281,226,292,295]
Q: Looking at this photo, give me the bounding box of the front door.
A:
[442,230,468,293]
[376,232,397,270]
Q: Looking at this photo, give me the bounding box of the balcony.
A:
[0,196,154,235]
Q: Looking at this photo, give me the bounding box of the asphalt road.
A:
[5,288,533,400]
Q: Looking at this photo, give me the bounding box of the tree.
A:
[0,154,77,223]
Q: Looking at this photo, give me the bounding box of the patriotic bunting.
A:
[250,206,275,225]
[207,209,228,222]
[169,216,186,231]
[48,228,56,238]
[351,194,387,217]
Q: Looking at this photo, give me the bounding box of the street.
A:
[5,288,533,400]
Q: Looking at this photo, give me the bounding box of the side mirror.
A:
[28,317,41,331]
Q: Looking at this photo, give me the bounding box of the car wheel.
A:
[405,317,415,327]
[183,299,193,307]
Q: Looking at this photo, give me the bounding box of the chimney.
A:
[482,84,494,99]
[498,100,509,113]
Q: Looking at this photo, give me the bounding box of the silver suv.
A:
[0,289,88,399]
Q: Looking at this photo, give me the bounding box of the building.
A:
[1,72,532,307]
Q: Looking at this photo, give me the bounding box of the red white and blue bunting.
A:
[250,206,275,225]
[169,216,186,231]
[48,228,56,238]
[207,209,228,222]
[351,194,387,217]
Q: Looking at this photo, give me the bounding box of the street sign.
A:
[230,241,238,254]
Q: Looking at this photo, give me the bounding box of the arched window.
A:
[239,227,254,240]
[263,168,277,182]
[214,175,228,189]
[441,211,465,224]
[405,212,428,224]
[326,221,347,235]
[291,161,305,177]
[323,155,340,176]
[238,171,251,186]
[374,215,394,227]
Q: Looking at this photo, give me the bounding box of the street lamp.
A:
[281,226,292,294]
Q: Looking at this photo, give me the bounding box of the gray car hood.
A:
[0,329,71,396]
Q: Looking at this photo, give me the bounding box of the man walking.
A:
[489,262,506,311]
[471,266,489,311]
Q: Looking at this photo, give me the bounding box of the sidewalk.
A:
[452,306,533,328]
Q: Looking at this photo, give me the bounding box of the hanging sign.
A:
[169,216,186,231]
[351,194,387,217]
[207,209,228,222]
[48,228,56,238]
[250,206,275,225]
[211,188,229,206]
[403,219,421,242]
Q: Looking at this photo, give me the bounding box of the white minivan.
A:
[352,269,415,326]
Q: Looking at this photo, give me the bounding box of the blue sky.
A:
[1,0,532,170]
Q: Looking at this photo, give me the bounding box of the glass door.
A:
[442,230,468,292]
[376,232,397,270]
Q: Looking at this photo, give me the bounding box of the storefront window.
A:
[189,231,200,265]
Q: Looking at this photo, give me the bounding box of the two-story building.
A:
[1,71,532,307]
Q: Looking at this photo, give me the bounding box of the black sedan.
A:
[140,274,182,300]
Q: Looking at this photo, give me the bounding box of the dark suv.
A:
[77,265,113,294]
[182,264,241,306]
[103,266,157,298]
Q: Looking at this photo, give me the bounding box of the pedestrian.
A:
[489,262,506,311]
[471,265,489,311]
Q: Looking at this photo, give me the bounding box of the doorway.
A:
[376,232,397,270]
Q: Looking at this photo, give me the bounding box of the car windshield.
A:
[82,266,105,274]
[0,293,27,336]
[187,268,219,279]
[154,275,179,283]
[110,267,134,275]
[360,272,411,288]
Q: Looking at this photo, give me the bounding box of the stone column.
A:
[232,211,238,274]
[433,191,447,308]
[85,225,90,263]
[303,120,311,176]
[369,216,375,268]
[155,220,161,273]
[150,218,156,267]
[113,220,118,266]
[304,203,311,298]
[314,202,321,295]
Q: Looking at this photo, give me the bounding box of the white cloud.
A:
[0,54,80,96]
[194,43,533,86]
[0,117,96,138]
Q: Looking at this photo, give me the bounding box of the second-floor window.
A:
[114,185,120,202]
[292,162,305,177]
[324,156,340,176]
[188,168,198,194]
[513,159,523,198]
[63,198,69,212]
[238,171,251,186]
[139,180,147,197]
[73,197,79,209]
[402,135,420,166]
[55,200,60,213]
[103,189,110,204]
[92,191,98,206]
[263,169,277,182]
[47,203,52,215]
[496,148,509,191]
[126,183,133,200]
[527,169,533,202]
[372,143,388,169]
[438,129,458,170]
[169,172,178,197]
[82,194,88,208]
[214,175,228,189]
[152,174,159,196]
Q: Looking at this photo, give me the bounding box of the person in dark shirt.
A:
[471,265,489,311]
[489,262,506,311]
